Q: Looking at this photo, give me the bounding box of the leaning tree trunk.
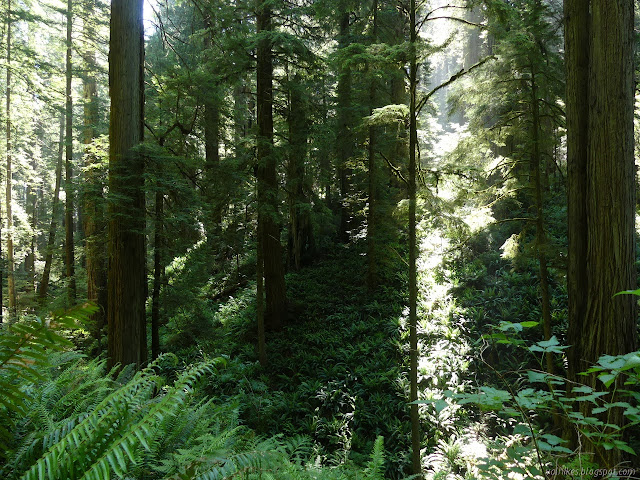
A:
[107,0,147,370]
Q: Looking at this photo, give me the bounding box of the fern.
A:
[0,305,97,456]
[364,436,385,479]
[18,355,226,480]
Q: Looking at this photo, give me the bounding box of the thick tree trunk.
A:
[39,118,65,302]
[565,0,590,385]
[107,0,147,370]
[565,0,637,467]
[256,0,286,330]
[65,0,76,305]
[6,0,16,318]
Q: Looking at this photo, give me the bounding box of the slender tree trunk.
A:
[39,118,65,302]
[65,0,76,305]
[336,6,353,243]
[256,218,267,365]
[530,67,553,376]
[204,94,222,231]
[366,0,379,292]
[409,0,421,475]
[256,0,286,330]
[151,191,163,361]
[287,76,311,271]
[25,154,37,295]
[83,0,106,351]
[107,0,147,370]
[6,1,16,319]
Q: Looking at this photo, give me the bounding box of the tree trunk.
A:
[256,0,286,330]
[565,0,638,467]
[287,76,312,271]
[107,0,147,370]
[83,0,107,351]
[39,118,65,302]
[151,191,163,361]
[336,6,353,243]
[65,0,76,305]
[256,218,267,365]
[409,0,421,475]
[530,66,553,376]
[6,0,16,318]
[366,0,379,293]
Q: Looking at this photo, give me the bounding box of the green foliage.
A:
[0,304,97,455]
[434,321,640,475]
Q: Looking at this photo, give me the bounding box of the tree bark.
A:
[366,0,379,292]
[107,0,147,370]
[256,0,286,330]
[82,0,107,351]
[6,0,16,318]
[287,76,312,271]
[151,191,163,361]
[64,0,76,305]
[39,118,65,302]
[565,0,637,467]
[530,66,553,376]
[336,5,353,243]
[409,0,421,475]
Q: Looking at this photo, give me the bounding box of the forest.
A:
[1,0,640,478]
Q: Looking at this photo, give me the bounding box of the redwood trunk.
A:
[107,0,147,369]
[256,0,286,330]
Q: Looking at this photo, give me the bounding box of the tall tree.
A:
[64,0,76,304]
[336,0,353,243]
[565,0,637,466]
[107,0,147,369]
[5,0,16,318]
[38,118,65,303]
[256,0,287,330]
[83,0,107,351]
[408,0,420,475]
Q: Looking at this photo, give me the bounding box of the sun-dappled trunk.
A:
[409,0,421,475]
[107,0,147,370]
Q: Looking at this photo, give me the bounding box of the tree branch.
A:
[416,55,496,114]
